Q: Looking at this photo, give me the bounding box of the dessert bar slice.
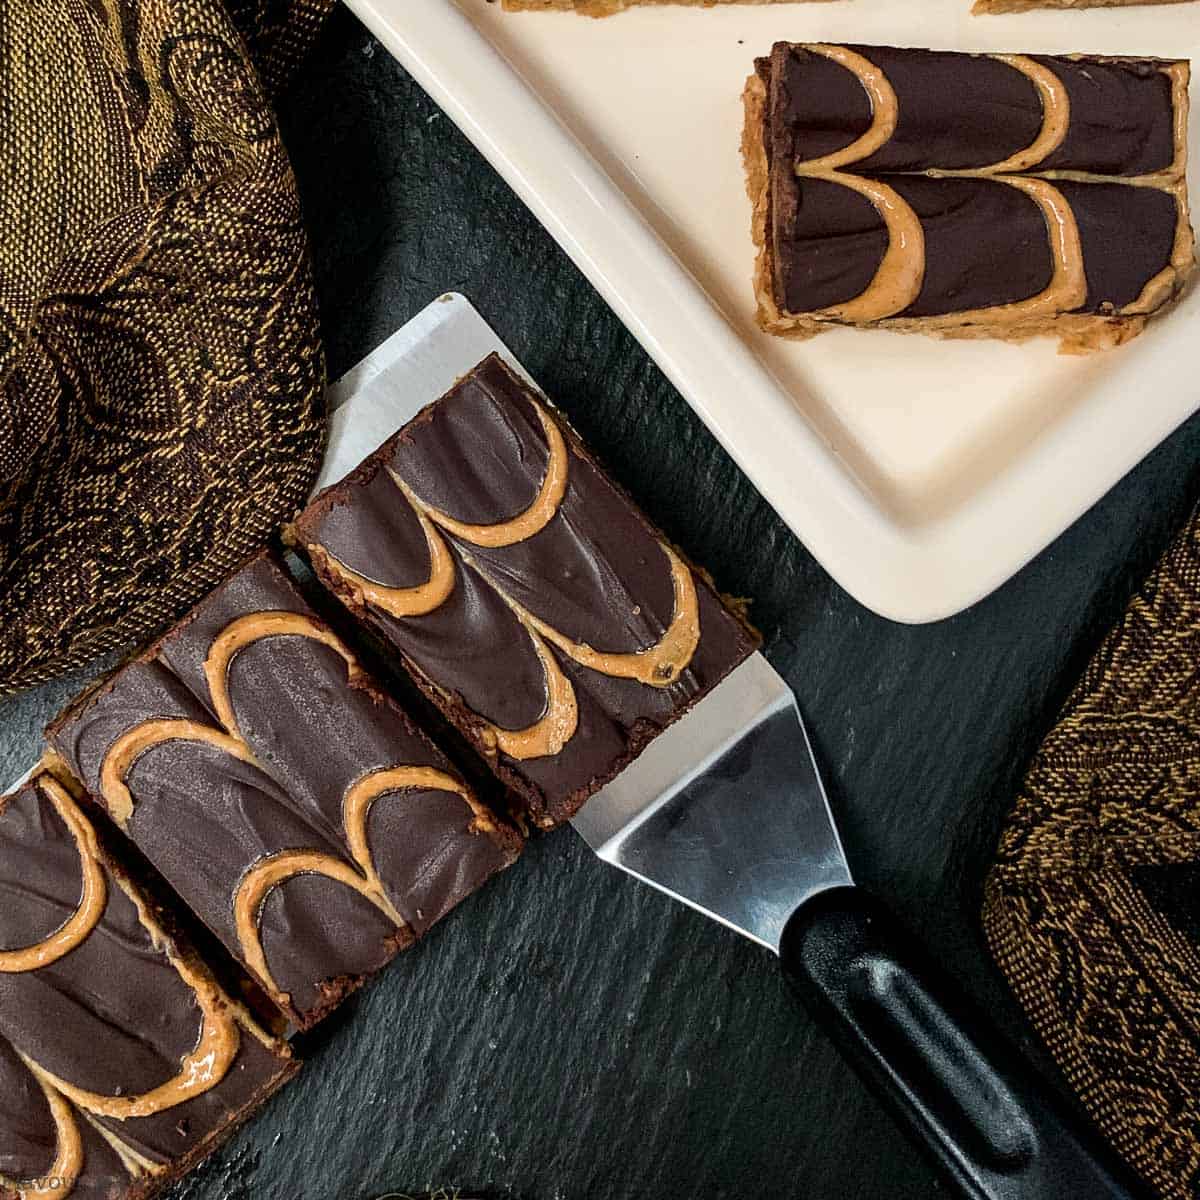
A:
[287,354,758,830]
[0,764,296,1200]
[48,552,520,1031]
[743,43,1194,352]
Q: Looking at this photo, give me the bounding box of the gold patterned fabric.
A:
[0,0,331,695]
[985,509,1200,1199]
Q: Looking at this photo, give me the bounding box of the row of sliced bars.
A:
[1,353,756,1199]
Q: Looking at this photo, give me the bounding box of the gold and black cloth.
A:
[0,0,332,695]
[986,507,1200,1200]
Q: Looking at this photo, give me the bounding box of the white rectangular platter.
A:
[344,0,1199,623]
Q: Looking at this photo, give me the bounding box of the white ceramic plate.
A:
[344,0,1199,623]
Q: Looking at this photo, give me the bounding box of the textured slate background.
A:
[4,8,1199,1198]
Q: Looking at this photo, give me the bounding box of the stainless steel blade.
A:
[572,653,852,953]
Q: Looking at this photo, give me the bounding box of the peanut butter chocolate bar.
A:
[0,765,296,1200]
[47,553,520,1031]
[743,44,1194,353]
[287,354,758,830]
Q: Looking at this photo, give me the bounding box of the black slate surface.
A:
[3,9,1198,1198]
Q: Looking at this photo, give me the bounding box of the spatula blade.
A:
[571,654,852,953]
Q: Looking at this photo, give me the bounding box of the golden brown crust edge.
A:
[741,72,827,341]
[741,74,787,336]
[741,57,1195,354]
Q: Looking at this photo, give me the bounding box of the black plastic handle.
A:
[780,887,1144,1200]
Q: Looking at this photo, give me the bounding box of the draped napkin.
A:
[0,0,332,695]
[985,509,1200,1199]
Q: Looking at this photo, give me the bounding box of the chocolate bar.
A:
[743,44,1194,352]
[0,765,295,1200]
[287,354,758,830]
[47,553,520,1031]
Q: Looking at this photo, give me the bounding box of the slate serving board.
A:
[5,9,1200,1198]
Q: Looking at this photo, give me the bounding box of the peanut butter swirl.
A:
[20,998,238,1122]
[402,400,570,548]
[342,766,480,872]
[310,499,457,620]
[234,849,404,995]
[206,611,360,739]
[508,546,701,687]
[799,45,898,173]
[3,1069,83,1200]
[101,718,256,829]
[984,56,1070,175]
[984,177,1086,320]
[234,762,493,996]
[0,777,106,974]
[486,624,580,760]
[782,46,1191,329]
[311,390,703,763]
[811,175,925,322]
